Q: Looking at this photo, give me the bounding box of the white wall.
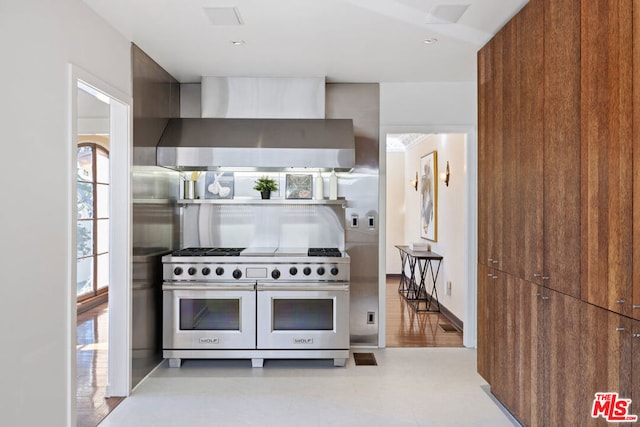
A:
[385,152,406,274]
[0,1,131,426]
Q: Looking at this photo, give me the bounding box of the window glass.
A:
[77,257,93,296]
[96,148,109,184]
[77,221,93,257]
[77,146,93,182]
[97,184,109,218]
[97,253,109,290]
[96,219,109,254]
[77,182,94,219]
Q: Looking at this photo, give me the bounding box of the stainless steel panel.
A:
[256,287,349,349]
[201,77,325,119]
[326,83,380,346]
[162,288,257,349]
[156,118,355,171]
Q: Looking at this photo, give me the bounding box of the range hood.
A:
[156,118,355,172]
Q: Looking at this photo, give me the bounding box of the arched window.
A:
[77,142,109,301]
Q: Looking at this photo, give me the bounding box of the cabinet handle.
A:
[616,299,626,304]
[492,275,498,279]
[533,273,541,278]
[633,334,640,338]
[542,276,550,281]
[541,296,550,300]
[615,327,626,332]
[492,260,499,265]
[488,258,494,263]
[633,306,640,309]
[532,293,541,297]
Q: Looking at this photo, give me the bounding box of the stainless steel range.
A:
[162,246,350,367]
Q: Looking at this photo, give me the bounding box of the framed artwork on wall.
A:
[285,174,313,199]
[205,172,234,199]
[420,151,437,241]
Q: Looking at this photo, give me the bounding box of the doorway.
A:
[70,66,132,424]
[380,127,477,349]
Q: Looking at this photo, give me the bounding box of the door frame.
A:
[379,124,477,348]
[69,64,132,412]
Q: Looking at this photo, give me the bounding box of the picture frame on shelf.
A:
[285,174,312,199]
[204,172,234,199]
[420,151,437,241]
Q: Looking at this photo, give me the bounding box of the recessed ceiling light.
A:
[231,40,245,46]
[423,38,438,44]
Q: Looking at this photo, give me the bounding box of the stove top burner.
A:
[172,247,245,257]
[308,248,342,257]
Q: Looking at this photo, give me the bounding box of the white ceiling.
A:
[82,0,528,83]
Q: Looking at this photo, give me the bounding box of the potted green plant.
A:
[253,176,278,199]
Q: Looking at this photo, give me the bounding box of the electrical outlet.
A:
[446,281,452,296]
[367,311,375,324]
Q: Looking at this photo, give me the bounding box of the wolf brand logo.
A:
[199,338,219,344]
[293,338,313,344]
[591,392,638,422]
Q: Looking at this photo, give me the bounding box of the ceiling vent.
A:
[203,7,243,25]
[425,4,470,24]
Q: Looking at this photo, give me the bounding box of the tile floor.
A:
[99,348,519,427]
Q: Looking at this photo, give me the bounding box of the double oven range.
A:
[162,247,350,367]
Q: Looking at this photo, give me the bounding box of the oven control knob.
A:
[331,267,339,276]
[289,267,298,276]
[317,267,325,276]
[173,267,183,276]
[215,267,224,276]
[232,269,242,279]
[188,267,197,276]
[303,267,312,276]
[202,267,211,276]
[271,269,281,279]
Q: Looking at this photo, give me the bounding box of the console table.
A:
[394,245,443,312]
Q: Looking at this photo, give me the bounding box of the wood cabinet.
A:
[477,0,640,424]
[541,0,581,297]
[581,304,634,426]
[580,0,634,317]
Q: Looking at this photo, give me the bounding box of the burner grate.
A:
[308,248,342,257]
[172,247,245,256]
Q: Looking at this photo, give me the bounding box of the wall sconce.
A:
[440,161,450,187]
[410,171,418,191]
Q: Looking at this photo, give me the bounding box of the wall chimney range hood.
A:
[156,117,356,172]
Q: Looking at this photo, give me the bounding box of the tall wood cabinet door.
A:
[581,304,633,427]
[580,0,633,316]
[477,263,493,383]
[515,0,544,285]
[491,272,517,414]
[542,0,581,297]
[514,279,547,426]
[499,18,519,278]
[477,43,491,268]
[633,320,640,417]
[487,30,506,271]
[545,288,583,426]
[633,0,640,321]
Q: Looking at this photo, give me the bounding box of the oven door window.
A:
[272,299,334,331]
[179,299,240,330]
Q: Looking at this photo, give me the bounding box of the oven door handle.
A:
[256,284,349,292]
[162,283,256,291]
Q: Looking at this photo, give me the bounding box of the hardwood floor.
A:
[385,276,463,347]
[77,303,123,427]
